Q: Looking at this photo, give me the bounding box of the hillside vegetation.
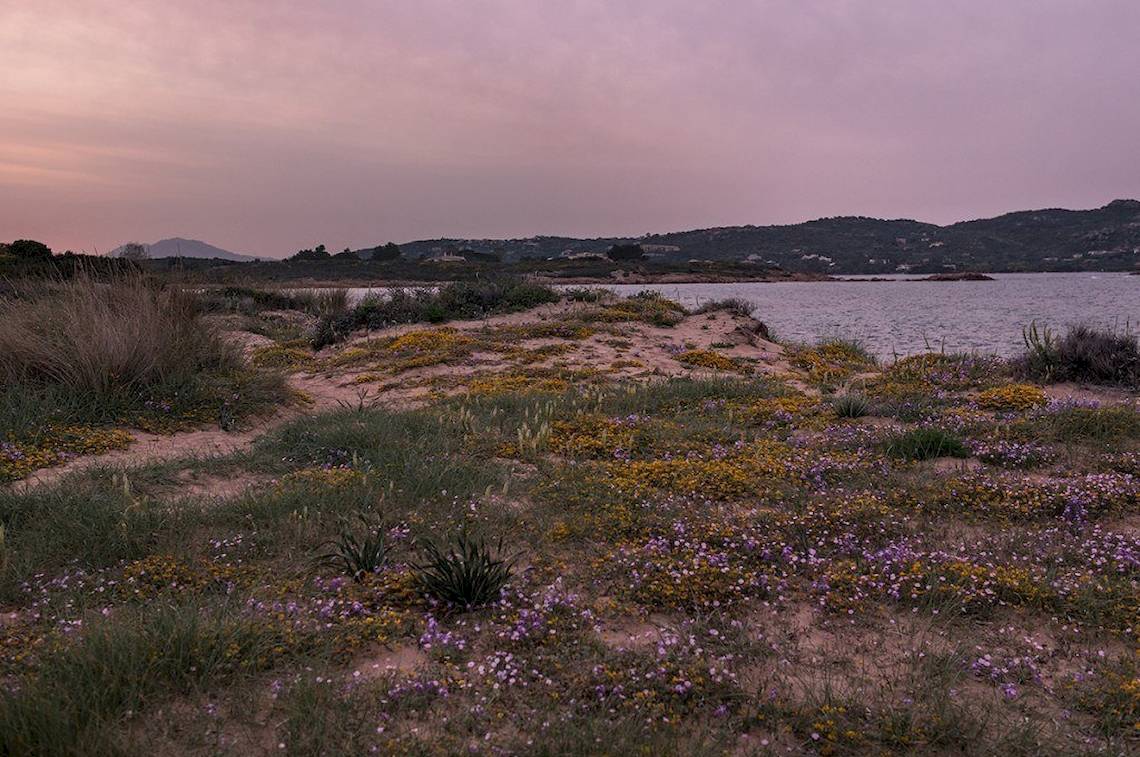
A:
[1,288,1138,754]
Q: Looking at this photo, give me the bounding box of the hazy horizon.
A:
[3,1,1139,258]
[101,196,1138,260]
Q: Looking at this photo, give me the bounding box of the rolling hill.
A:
[390,199,1140,274]
[110,237,255,262]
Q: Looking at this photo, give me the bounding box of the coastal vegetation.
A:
[1020,322,1140,387]
[0,281,1137,754]
[309,277,559,348]
[0,273,288,483]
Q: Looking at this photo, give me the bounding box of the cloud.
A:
[1,1,1138,256]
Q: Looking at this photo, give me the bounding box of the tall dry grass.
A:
[0,272,238,398]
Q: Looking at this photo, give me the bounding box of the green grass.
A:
[0,601,301,756]
[885,427,968,460]
[1023,404,1140,443]
[2,295,1137,754]
[0,482,183,599]
[0,404,510,598]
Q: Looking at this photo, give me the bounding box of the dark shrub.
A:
[198,286,348,317]
[693,298,756,318]
[607,244,645,261]
[1018,323,1139,386]
[4,239,52,259]
[311,277,558,348]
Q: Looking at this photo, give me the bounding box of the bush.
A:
[198,286,348,317]
[886,428,968,460]
[1018,323,1140,386]
[974,383,1048,412]
[693,298,756,318]
[0,273,286,451]
[832,393,870,418]
[583,291,687,327]
[415,530,517,608]
[311,277,558,348]
[3,239,52,259]
[607,243,645,261]
[676,349,745,372]
[0,273,237,398]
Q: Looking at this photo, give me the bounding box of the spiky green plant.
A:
[832,393,870,419]
[415,530,517,608]
[315,513,393,582]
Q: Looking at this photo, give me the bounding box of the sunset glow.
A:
[3,1,1139,257]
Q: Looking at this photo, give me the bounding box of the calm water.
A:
[343,272,1138,359]
[601,273,1139,358]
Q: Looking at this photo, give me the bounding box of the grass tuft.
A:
[415,530,517,609]
[692,297,756,318]
[315,513,394,582]
[0,272,238,399]
[832,392,871,418]
[0,273,287,482]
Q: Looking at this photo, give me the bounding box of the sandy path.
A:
[8,372,369,491]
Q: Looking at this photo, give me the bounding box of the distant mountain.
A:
[111,237,255,262]
[391,199,1140,274]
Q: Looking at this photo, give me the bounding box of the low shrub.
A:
[789,338,877,385]
[577,290,687,328]
[885,352,1007,390]
[198,286,348,316]
[886,427,968,460]
[1072,655,1140,738]
[0,274,286,455]
[311,278,558,348]
[1018,323,1140,386]
[676,349,746,373]
[975,383,1048,412]
[692,298,756,318]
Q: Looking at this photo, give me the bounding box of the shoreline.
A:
[186,269,1140,290]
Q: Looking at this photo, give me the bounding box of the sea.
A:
[346,272,1140,359]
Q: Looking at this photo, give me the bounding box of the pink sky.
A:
[2,1,1139,258]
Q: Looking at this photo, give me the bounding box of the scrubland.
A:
[1,275,1138,755]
